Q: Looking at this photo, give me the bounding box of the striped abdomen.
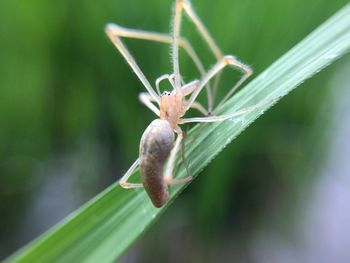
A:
[139,119,174,207]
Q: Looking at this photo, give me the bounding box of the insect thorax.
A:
[159,91,184,128]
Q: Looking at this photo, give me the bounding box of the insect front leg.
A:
[105,23,212,101]
[105,24,206,78]
[105,25,160,102]
[139,92,160,116]
[156,74,176,94]
[119,158,143,189]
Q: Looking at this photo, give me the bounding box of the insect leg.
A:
[119,158,143,189]
[179,97,279,124]
[105,23,210,95]
[156,73,187,95]
[179,0,222,111]
[105,25,160,102]
[156,74,175,94]
[180,80,208,115]
[185,56,251,112]
[139,92,160,116]
[180,0,222,59]
[172,0,184,91]
[216,61,252,109]
[180,0,252,111]
[164,127,193,185]
[180,129,191,179]
[189,102,208,116]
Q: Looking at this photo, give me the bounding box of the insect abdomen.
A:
[140,119,174,207]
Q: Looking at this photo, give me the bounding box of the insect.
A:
[105,0,268,207]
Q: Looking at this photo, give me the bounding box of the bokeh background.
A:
[1,0,350,262]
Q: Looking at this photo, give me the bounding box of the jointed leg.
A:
[172,0,183,90]
[106,23,213,109]
[181,0,223,60]
[180,130,191,179]
[105,25,160,102]
[180,80,208,115]
[174,0,222,111]
[156,73,186,94]
[190,101,208,116]
[106,24,206,78]
[119,158,143,189]
[139,92,160,116]
[185,56,252,112]
[175,0,253,112]
[216,63,252,109]
[179,97,279,124]
[164,127,192,185]
[156,74,176,94]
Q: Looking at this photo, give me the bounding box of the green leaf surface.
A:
[6,3,350,263]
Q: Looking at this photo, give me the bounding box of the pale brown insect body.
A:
[105,0,275,207]
[140,119,174,207]
[140,90,186,207]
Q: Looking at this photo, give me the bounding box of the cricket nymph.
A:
[140,119,175,207]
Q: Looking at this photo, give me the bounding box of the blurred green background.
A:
[1,0,350,262]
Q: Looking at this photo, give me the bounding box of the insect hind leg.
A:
[119,158,143,189]
[164,127,193,186]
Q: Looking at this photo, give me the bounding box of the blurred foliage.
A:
[0,0,349,261]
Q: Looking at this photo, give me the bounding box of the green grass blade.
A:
[6,3,350,263]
